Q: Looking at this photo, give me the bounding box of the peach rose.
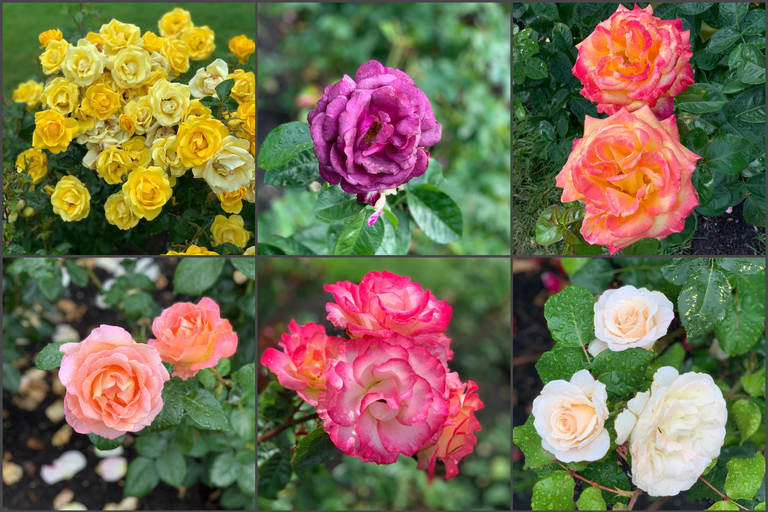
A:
[148,298,237,380]
[573,5,694,119]
[556,106,700,254]
[58,325,170,439]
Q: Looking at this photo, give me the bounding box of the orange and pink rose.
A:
[59,325,170,439]
[148,297,237,380]
[573,4,694,120]
[556,106,700,254]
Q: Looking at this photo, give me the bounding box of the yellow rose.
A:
[122,166,172,220]
[81,83,121,121]
[243,246,255,255]
[51,176,90,222]
[228,35,255,64]
[108,46,152,89]
[142,31,167,53]
[12,80,44,109]
[39,29,63,48]
[72,104,95,133]
[228,69,255,104]
[23,206,35,218]
[42,77,79,115]
[192,135,254,194]
[99,19,141,55]
[15,149,48,184]
[118,113,136,136]
[189,59,228,99]
[232,100,255,139]
[104,192,140,230]
[217,186,248,214]
[180,26,215,61]
[123,136,152,168]
[96,146,133,184]
[62,39,106,87]
[151,135,188,176]
[148,79,190,127]
[32,110,79,154]
[85,32,105,47]
[166,245,218,255]
[211,214,250,248]
[40,39,71,75]
[159,38,190,78]
[176,117,229,169]
[158,8,193,38]
[123,96,156,134]
[182,99,212,121]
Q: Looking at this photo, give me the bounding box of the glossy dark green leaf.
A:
[576,486,607,511]
[704,135,752,175]
[678,266,732,337]
[682,127,710,157]
[2,362,20,393]
[513,415,555,470]
[124,457,159,498]
[407,185,463,243]
[155,448,186,488]
[313,185,365,222]
[719,3,748,27]
[258,449,292,499]
[569,258,614,295]
[210,451,241,487]
[544,285,595,350]
[332,207,385,255]
[215,78,235,101]
[88,433,125,450]
[531,471,575,510]
[707,27,741,53]
[258,122,313,170]
[293,427,338,465]
[535,347,590,384]
[523,57,548,80]
[182,389,228,430]
[592,348,655,395]
[536,206,563,245]
[264,149,321,187]
[715,272,765,356]
[35,342,67,370]
[230,407,256,441]
[737,44,766,85]
[135,432,169,459]
[64,259,89,287]
[174,258,225,295]
[743,195,766,227]
[741,9,766,35]
[677,83,727,114]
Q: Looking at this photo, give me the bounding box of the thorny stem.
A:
[698,476,749,510]
[166,212,211,243]
[85,264,104,290]
[258,412,319,444]
[555,460,635,497]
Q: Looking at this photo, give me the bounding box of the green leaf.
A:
[313,185,365,222]
[715,258,765,275]
[552,22,573,54]
[293,427,338,465]
[2,362,20,393]
[258,235,314,256]
[561,259,590,276]
[707,27,742,53]
[719,3,748,27]
[536,206,563,245]
[523,57,548,80]
[238,462,256,496]
[199,95,219,108]
[714,272,765,356]
[677,3,715,15]
[743,194,766,227]
[581,460,631,505]
[231,259,255,280]
[124,457,159,498]
[230,407,256,441]
[230,363,256,406]
[544,286,595,350]
[677,83,727,114]
[258,449,292,499]
[654,343,686,371]
[122,291,157,318]
[725,452,765,500]
[210,451,241,487]
[727,87,765,125]
[618,238,660,256]
[756,502,766,510]
[155,448,186,488]
[258,122,313,170]
[592,348,655,395]
[661,258,708,285]
[576,486,606,511]
[707,501,740,511]
[182,389,228,430]
[147,377,194,432]
[704,135,753,175]
[135,432,169,458]
[215,78,235,101]
[198,368,216,390]
[678,266,731,337]
[569,259,614,296]
[406,185,463,244]
[741,8,766,35]
[531,471,575,510]
[332,207,385,255]
[512,415,554,470]
[173,258,225,295]
[736,44,766,85]
[535,348,590,384]
[64,259,89,287]
[741,367,766,397]
[88,433,125,450]
[263,148,320,187]
[35,342,67,370]
[731,399,761,445]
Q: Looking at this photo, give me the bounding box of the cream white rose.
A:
[589,285,674,356]
[532,370,610,463]
[192,135,254,194]
[61,39,107,87]
[148,79,191,127]
[107,46,152,89]
[615,367,726,497]
[188,58,229,99]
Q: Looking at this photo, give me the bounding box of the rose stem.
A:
[698,476,749,510]
[258,412,319,444]
[555,460,634,497]
[627,489,643,510]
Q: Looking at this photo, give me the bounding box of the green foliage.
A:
[576,486,607,511]
[725,452,766,500]
[88,434,125,451]
[531,471,576,511]
[125,457,160,498]
[173,258,226,295]
[513,416,555,470]
[592,348,655,395]
[35,341,66,370]
[543,285,595,349]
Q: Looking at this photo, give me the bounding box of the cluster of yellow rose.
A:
[12,8,256,254]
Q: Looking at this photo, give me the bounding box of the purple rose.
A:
[308,60,442,204]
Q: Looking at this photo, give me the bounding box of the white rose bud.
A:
[532,370,610,463]
[589,285,674,356]
[615,367,727,496]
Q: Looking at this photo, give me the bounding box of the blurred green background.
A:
[2,2,255,98]
[257,3,511,256]
[258,257,511,510]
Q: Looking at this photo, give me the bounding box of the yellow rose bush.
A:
[5,7,255,254]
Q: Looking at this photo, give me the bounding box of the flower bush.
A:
[514,2,766,255]
[3,5,255,255]
[258,60,464,256]
[2,257,256,509]
[259,271,483,497]
[513,257,766,510]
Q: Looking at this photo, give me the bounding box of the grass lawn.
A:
[2,2,254,97]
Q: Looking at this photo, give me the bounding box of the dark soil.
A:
[690,202,765,255]
[512,259,717,511]
[2,261,225,510]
